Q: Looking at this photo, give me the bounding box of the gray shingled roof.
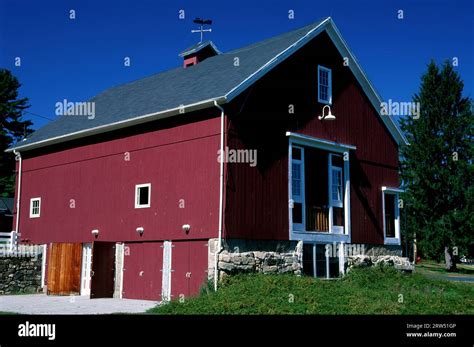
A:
[11,19,326,150]
[9,17,408,151]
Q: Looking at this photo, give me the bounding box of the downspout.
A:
[13,150,22,233]
[214,100,225,291]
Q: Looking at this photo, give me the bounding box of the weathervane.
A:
[191,18,213,42]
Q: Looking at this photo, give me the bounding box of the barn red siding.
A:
[224,32,399,244]
[171,239,209,299]
[16,114,222,244]
[123,242,163,300]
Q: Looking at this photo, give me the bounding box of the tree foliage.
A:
[400,61,473,268]
[0,69,32,196]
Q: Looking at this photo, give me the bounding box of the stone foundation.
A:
[209,239,303,279]
[0,255,43,294]
[347,255,414,272]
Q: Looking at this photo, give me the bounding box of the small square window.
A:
[318,66,332,104]
[135,184,151,208]
[30,198,41,218]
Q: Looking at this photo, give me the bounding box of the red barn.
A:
[7,17,407,301]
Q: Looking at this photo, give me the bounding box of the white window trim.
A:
[306,241,346,279]
[328,155,344,234]
[135,183,151,209]
[288,133,353,243]
[290,145,305,231]
[29,197,41,218]
[317,65,332,105]
[382,186,402,245]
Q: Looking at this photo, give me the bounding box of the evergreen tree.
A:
[0,69,32,196]
[400,61,473,271]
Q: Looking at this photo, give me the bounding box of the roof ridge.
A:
[96,18,329,97]
[226,18,328,54]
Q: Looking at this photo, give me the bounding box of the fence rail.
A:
[0,231,20,252]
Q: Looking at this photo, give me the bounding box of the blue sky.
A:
[0,0,472,130]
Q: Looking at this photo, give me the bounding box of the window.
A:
[382,187,401,244]
[291,146,304,230]
[135,184,151,208]
[329,155,344,234]
[318,66,332,104]
[303,243,344,279]
[384,194,396,238]
[331,167,343,206]
[30,198,41,218]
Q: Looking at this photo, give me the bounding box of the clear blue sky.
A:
[1,0,472,130]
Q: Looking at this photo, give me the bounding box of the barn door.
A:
[90,242,115,298]
[47,243,82,295]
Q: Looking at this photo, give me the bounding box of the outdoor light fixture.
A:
[91,229,99,236]
[318,105,336,121]
[182,224,191,233]
[136,227,144,235]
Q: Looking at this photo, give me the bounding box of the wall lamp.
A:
[91,229,99,237]
[136,227,144,236]
[182,224,191,233]
[318,105,336,121]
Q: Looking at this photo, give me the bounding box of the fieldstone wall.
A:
[212,239,303,279]
[347,255,414,272]
[0,255,43,294]
[362,244,403,256]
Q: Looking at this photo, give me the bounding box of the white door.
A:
[81,243,92,296]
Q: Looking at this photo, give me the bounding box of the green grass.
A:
[416,260,474,277]
[148,267,474,315]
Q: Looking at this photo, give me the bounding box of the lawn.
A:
[416,260,474,279]
[148,267,474,314]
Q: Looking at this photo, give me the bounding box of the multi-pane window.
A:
[291,147,304,228]
[331,168,343,204]
[292,163,301,197]
[30,198,41,218]
[318,66,332,104]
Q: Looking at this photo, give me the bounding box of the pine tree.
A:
[400,61,473,271]
[0,69,33,196]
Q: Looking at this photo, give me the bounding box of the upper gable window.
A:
[318,65,332,104]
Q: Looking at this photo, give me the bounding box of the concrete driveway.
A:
[0,294,159,314]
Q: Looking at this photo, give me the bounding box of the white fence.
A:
[0,231,20,252]
[0,232,42,256]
